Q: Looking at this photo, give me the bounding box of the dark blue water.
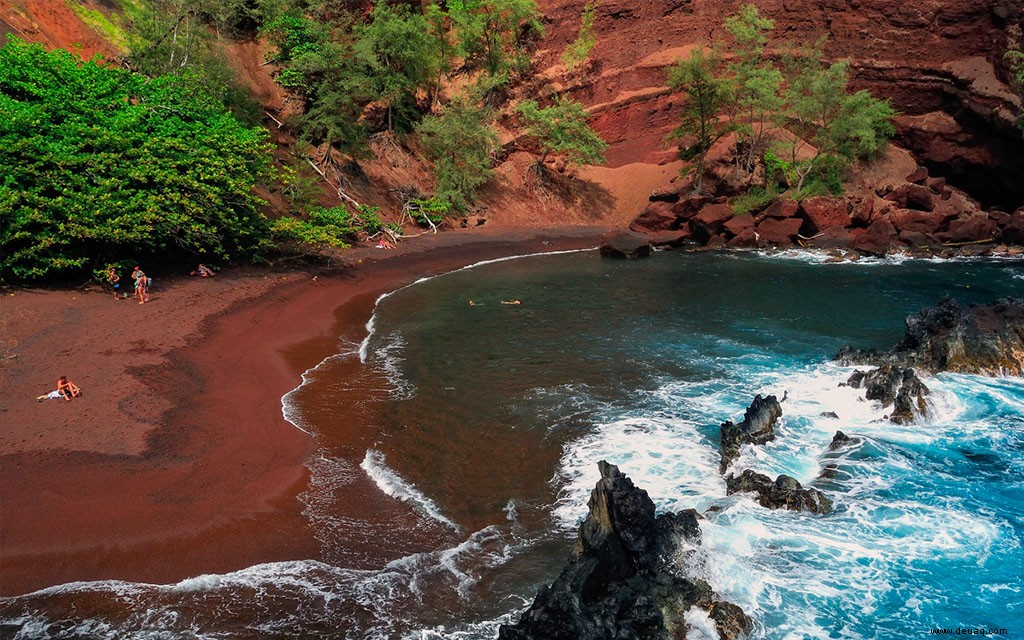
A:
[3,250,1022,639]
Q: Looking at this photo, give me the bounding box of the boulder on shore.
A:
[599,232,651,259]
[498,462,752,640]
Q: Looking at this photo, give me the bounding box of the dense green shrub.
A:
[517,96,607,168]
[416,99,499,211]
[0,38,275,283]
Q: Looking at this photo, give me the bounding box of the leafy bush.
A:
[730,186,779,215]
[562,1,598,71]
[270,206,356,253]
[0,38,275,282]
[407,197,451,226]
[416,99,498,212]
[517,96,607,168]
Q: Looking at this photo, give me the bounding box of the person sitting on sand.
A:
[56,375,81,401]
[191,263,215,277]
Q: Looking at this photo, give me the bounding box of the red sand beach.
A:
[0,227,603,596]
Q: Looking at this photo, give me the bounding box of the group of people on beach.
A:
[106,265,151,304]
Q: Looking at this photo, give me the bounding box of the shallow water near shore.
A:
[3,250,1024,639]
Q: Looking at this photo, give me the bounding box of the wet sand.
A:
[0,227,603,596]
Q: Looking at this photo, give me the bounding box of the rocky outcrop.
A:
[845,365,930,424]
[837,297,1024,375]
[725,470,833,515]
[719,394,781,473]
[629,154,1024,258]
[499,461,752,640]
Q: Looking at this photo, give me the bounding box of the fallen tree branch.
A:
[942,237,996,247]
[265,111,285,129]
[305,158,363,209]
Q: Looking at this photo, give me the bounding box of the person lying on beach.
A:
[191,263,216,277]
[376,238,396,249]
[56,375,81,401]
[36,390,63,402]
[501,299,522,305]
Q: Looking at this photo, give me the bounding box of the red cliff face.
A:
[3,0,1021,213]
[0,0,121,61]
[534,0,1024,208]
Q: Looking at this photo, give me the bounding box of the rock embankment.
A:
[627,162,1024,258]
[498,461,752,640]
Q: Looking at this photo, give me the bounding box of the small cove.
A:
[3,249,1023,639]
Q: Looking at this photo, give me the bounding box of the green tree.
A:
[449,0,543,75]
[0,38,275,282]
[517,96,607,168]
[666,48,733,193]
[724,3,783,171]
[262,14,372,156]
[354,2,440,131]
[416,98,499,211]
[782,53,895,192]
[1007,48,1024,130]
[562,1,598,71]
[128,0,268,123]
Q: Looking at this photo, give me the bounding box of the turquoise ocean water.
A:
[4,250,1023,639]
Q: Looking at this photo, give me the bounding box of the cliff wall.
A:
[3,0,1022,219]
[534,0,1024,208]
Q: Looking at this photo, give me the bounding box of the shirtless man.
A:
[106,267,121,300]
[56,375,81,401]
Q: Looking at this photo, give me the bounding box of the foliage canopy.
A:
[667,48,733,193]
[0,37,275,282]
[416,98,499,212]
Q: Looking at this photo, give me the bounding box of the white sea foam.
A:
[552,415,726,529]
[548,357,1022,640]
[361,449,460,532]
[757,248,913,266]
[280,339,361,435]
[683,606,721,640]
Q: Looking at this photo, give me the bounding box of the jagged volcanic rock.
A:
[837,297,1024,375]
[498,461,752,640]
[725,469,833,515]
[720,394,781,473]
[845,365,930,424]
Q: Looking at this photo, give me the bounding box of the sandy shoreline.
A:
[0,227,604,596]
